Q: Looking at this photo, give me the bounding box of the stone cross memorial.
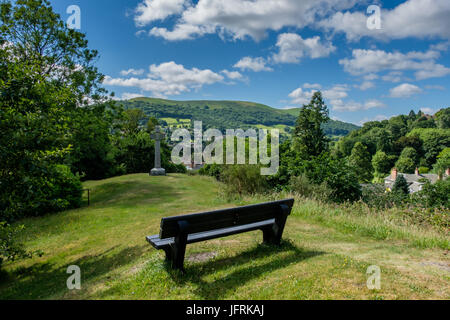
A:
[150,126,166,176]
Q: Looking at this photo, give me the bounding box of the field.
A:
[0,174,448,300]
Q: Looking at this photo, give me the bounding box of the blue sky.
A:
[49,0,450,125]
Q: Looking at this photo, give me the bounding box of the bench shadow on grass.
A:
[0,245,149,300]
[167,240,325,299]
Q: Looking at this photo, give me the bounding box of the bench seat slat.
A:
[147,219,275,249]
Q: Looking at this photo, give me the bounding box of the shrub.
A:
[289,174,332,202]
[411,179,450,209]
[0,164,83,221]
[418,167,430,174]
[220,165,268,196]
[0,222,31,270]
[199,163,224,180]
[361,184,404,209]
[392,175,409,196]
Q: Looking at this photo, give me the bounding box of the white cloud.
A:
[322,85,349,100]
[287,83,385,112]
[331,99,385,112]
[389,83,422,98]
[233,57,273,72]
[104,61,224,98]
[221,69,244,80]
[134,0,450,44]
[363,73,379,81]
[137,0,358,41]
[359,115,389,125]
[318,0,450,41]
[303,83,322,89]
[120,68,145,76]
[134,0,187,26]
[339,49,450,80]
[420,107,436,114]
[272,33,335,64]
[382,71,403,83]
[113,92,145,101]
[288,87,316,105]
[355,81,375,91]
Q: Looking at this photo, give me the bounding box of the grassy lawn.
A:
[0,174,448,300]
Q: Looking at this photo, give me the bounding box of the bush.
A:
[199,163,224,180]
[220,165,268,196]
[0,164,83,221]
[289,174,332,202]
[392,175,409,196]
[411,179,450,209]
[0,222,31,269]
[361,184,404,209]
[418,167,430,174]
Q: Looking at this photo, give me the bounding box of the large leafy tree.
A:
[348,142,373,183]
[293,91,329,159]
[0,0,112,218]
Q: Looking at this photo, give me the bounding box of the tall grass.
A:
[240,192,449,250]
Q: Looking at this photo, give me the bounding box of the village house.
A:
[385,167,450,194]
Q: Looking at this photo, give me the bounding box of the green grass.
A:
[0,174,448,300]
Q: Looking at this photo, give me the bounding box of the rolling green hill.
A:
[118,97,360,138]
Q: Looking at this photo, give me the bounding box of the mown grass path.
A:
[0,174,448,299]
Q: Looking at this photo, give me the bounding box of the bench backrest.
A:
[159,199,294,239]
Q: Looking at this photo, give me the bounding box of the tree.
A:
[372,151,393,175]
[348,142,373,182]
[293,91,329,159]
[392,174,409,195]
[122,109,147,136]
[399,147,418,164]
[0,0,109,219]
[433,148,450,175]
[435,107,450,129]
[395,157,415,173]
[146,116,159,133]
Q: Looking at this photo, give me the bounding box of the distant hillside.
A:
[118,97,360,138]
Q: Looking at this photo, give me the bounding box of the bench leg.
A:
[163,247,172,261]
[170,232,188,271]
[263,204,290,245]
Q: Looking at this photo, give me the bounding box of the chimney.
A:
[415,167,419,176]
[391,168,398,181]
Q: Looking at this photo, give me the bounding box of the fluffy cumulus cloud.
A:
[318,0,450,41]
[104,61,224,98]
[272,33,335,64]
[332,99,386,112]
[339,48,450,80]
[134,0,450,43]
[120,68,145,76]
[389,83,422,98]
[288,83,385,112]
[134,0,187,26]
[221,69,244,80]
[233,57,273,72]
[136,0,358,41]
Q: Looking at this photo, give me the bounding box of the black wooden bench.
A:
[146,199,294,271]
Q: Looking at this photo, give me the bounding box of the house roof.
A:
[384,173,440,184]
